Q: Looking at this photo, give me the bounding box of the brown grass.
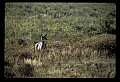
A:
[4,35,116,78]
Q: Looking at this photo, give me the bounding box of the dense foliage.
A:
[5,3,116,42]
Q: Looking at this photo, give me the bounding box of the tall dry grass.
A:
[4,37,116,78]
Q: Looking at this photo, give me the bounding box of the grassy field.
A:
[4,3,116,78]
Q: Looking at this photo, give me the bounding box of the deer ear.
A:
[40,34,42,36]
[44,34,47,37]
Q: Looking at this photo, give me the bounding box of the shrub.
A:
[19,64,34,77]
[19,51,33,59]
[83,34,116,58]
[96,36,115,58]
[4,67,16,78]
[18,39,28,46]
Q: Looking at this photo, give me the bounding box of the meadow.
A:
[4,3,116,78]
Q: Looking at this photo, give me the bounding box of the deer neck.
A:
[42,40,45,44]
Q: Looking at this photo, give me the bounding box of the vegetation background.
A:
[5,3,116,78]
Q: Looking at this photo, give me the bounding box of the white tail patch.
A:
[35,42,42,51]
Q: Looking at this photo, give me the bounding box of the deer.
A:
[34,34,47,53]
